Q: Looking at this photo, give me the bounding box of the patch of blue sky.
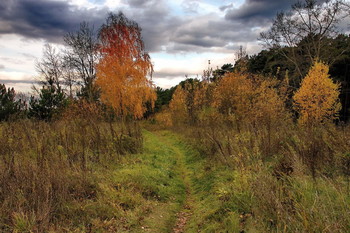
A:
[87,0,105,4]
[167,1,187,16]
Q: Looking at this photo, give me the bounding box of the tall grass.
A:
[0,118,142,232]
[181,116,350,232]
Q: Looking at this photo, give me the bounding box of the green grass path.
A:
[134,130,236,233]
[91,130,198,232]
[83,129,350,232]
[146,130,240,233]
[139,130,195,233]
[66,129,244,232]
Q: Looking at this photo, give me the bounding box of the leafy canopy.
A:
[96,12,156,119]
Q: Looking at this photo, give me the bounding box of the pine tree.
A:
[0,84,24,121]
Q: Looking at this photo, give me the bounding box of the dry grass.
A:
[175,115,350,232]
[0,118,142,232]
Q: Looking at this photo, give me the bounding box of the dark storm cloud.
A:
[121,0,182,52]
[123,0,153,8]
[0,0,297,55]
[167,15,260,53]
[0,0,179,52]
[225,0,298,24]
[0,0,107,43]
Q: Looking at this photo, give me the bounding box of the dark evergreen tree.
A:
[0,84,25,121]
[29,86,68,121]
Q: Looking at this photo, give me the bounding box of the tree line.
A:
[155,0,350,122]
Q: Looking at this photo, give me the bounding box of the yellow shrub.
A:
[293,61,341,125]
[169,86,189,125]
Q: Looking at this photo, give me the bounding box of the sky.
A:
[0,0,300,94]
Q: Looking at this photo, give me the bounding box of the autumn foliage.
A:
[162,62,336,131]
[167,71,287,129]
[213,72,255,122]
[96,13,156,119]
[293,61,341,125]
[169,86,189,125]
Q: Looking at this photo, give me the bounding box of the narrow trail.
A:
[150,131,195,233]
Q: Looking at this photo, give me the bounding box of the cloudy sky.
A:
[0,0,299,93]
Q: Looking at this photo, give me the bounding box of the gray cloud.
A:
[220,3,233,12]
[0,0,300,57]
[0,0,277,55]
[181,0,200,14]
[0,0,108,43]
[0,64,4,69]
[167,14,260,54]
[0,57,23,65]
[123,0,150,8]
[19,53,37,61]
[120,0,182,52]
[154,70,189,79]
[225,0,298,25]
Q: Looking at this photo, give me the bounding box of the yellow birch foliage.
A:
[169,86,189,124]
[213,72,287,125]
[96,56,156,119]
[254,79,287,124]
[293,61,341,125]
[193,82,215,113]
[96,13,156,119]
[213,72,255,122]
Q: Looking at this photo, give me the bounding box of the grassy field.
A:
[0,121,195,232]
[1,119,350,232]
